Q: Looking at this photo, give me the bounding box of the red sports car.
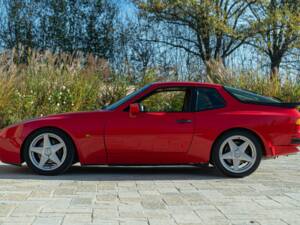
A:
[0,82,299,177]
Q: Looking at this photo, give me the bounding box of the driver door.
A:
[105,86,195,164]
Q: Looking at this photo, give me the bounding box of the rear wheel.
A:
[212,131,262,178]
[23,128,75,175]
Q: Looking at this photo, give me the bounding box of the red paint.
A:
[0,82,299,165]
[105,111,195,164]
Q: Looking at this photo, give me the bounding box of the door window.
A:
[139,88,191,112]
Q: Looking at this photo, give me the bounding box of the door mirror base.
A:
[129,103,141,117]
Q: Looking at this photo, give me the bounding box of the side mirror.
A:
[129,103,141,116]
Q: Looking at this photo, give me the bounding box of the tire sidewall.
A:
[23,128,75,175]
[212,131,262,178]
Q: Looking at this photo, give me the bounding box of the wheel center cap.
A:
[234,150,241,158]
[44,147,52,156]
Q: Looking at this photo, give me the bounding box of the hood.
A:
[44,110,100,118]
[13,110,108,127]
[0,110,110,137]
[33,110,109,121]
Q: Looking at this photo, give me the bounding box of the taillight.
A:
[296,119,300,134]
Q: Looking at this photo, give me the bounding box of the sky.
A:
[0,0,298,77]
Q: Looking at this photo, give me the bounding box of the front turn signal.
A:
[296,118,300,126]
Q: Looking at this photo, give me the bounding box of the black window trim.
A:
[124,86,197,113]
[222,86,291,107]
[195,87,227,112]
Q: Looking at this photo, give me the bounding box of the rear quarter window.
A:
[196,88,226,111]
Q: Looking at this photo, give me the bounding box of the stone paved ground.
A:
[0,155,299,225]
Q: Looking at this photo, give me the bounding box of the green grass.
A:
[0,52,299,129]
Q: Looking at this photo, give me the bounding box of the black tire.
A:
[23,128,75,175]
[212,130,262,178]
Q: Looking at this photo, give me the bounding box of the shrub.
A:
[0,51,132,128]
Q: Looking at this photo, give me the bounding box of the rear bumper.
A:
[271,145,300,157]
[291,138,300,145]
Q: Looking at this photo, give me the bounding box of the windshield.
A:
[104,84,151,110]
[225,86,281,103]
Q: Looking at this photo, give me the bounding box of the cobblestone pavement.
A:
[0,154,299,225]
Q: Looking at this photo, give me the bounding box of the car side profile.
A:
[0,82,299,177]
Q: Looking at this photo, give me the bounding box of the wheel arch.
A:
[20,126,79,164]
[210,127,267,162]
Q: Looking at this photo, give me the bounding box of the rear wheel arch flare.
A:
[21,126,79,164]
[210,128,266,161]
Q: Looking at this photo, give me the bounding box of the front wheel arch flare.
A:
[210,128,266,163]
[20,126,79,164]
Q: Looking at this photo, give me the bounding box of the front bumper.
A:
[0,126,22,164]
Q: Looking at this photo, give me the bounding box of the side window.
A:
[196,88,225,111]
[139,88,191,112]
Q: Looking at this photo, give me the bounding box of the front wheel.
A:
[23,128,75,175]
[212,131,262,178]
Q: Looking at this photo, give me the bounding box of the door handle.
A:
[176,119,193,124]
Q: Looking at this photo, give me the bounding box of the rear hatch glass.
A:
[224,86,300,108]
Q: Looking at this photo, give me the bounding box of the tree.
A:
[83,0,118,59]
[135,0,256,75]
[248,0,300,79]
[0,0,36,63]
[47,0,71,52]
[0,0,118,61]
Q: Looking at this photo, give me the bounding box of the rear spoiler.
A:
[274,102,300,108]
[243,101,300,108]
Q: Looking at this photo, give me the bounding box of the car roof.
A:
[151,81,223,88]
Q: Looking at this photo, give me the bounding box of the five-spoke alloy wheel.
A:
[212,130,262,178]
[23,128,75,175]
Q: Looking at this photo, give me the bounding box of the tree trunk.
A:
[270,60,280,80]
[204,58,225,83]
